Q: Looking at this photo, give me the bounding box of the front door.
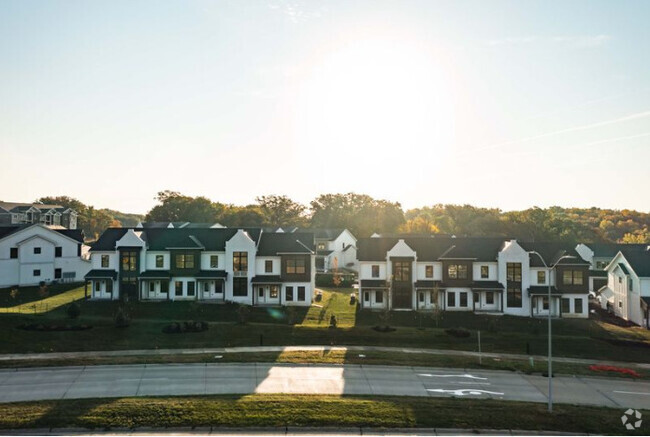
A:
[391,258,413,309]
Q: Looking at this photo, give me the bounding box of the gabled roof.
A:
[586,243,649,258]
[357,237,506,262]
[518,242,589,267]
[619,247,650,277]
[304,228,345,240]
[0,201,67,212]
[438,237,506,261]
[257,232,315,255]
[0,224,84,244]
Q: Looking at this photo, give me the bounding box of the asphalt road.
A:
[1,363,650,409]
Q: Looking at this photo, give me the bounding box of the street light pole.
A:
[528,251,575,413]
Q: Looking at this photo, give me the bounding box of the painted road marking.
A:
[614,391,650,396]
[418,374,488,380]
[427,388,504,396]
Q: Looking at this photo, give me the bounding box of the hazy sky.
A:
[1,0,649,214]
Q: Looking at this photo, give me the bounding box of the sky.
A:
[1,0,649,214]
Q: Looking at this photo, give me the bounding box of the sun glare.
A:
[295,34,456,186]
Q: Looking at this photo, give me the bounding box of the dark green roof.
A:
[195,270,228,279]
[357,237,506,262]
[360,279,389,287]
[85,270,118,279]
[587,243,649,258]
[470,281,504,290]
[0,225,84,243]
[251,275,282,283]
[257,232,314,255]
[139,270,171,278]
[620,247,650,277]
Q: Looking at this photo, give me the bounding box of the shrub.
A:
[66,302,81,319]
[162,321,208,334]
[315,273,356,288]
[237,304,251,324]
[114,307,131,328]
[329,314,337,329]
[445,328,471,338]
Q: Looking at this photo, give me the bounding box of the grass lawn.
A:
[0,284,86,314]
[1,288,649,365]
[0,394,646,434]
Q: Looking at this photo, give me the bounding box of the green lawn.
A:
[0,394,646,434]
[0,288,649,365]
[0,282,85,309]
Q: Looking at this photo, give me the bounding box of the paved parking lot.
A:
[1,363,649,408]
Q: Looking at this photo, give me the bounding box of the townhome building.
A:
[597,246,650,328]
[357,236,589,318]
[0,224,90,287]
[306,228,357,273]
[84,227,315,306]
[0,201,78,229]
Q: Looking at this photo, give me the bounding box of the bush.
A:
[66,302,81,319]
[114,307,131,328]
[237,304,251,324]
[445,328,471,338]
[329,314,337,329]
[163,320,208,334]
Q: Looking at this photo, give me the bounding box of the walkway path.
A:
[1,345,649,369]
[1,362,650,408]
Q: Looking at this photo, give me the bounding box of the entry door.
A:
[258,286,266,304]
[392,259,413,309]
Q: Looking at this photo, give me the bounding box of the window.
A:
[480,266,489,279]
[286,257,306,274]
[175,254,194,269]
[34,247,41,254]
[33,269,41,277]
[364,291,369,302]
[10,248,17,259]
[298,286,306,301]
[542,297,549,310]
[628,278,633,292]
[419,292,425,303]
[460,292,468,307]
[486,292,494,305]
[425,265,434,278]
[155,255,164,268]
[233,277,248,296]
[618,276,622,284]
[210,255,219,269]
[596,260,609,269]
[270,285,279,299]
[265,260,273,273]
[448,264,468,279]
[149,282,155,292]
[372,265,380,278]
[54,268,61,279]
[618,301,622,308]
[233,252,248,272]
[286,286,294,301]
[204,282,210,292]
[317,243,325,250]
[561,298,570,313]
[122,251,137,271]
[215,281,223,293]
[101,255,109,268]
[187,282,195,296]
[106,280,113,293]
[574,298,583,314]
[95,281,101,292]
[55,247,62,258]
[562,270,583,285]
[474,293,480,303]
[393,261,411,281]
[507,263,522,282]
[375,291,383,303]
[507,286,522,307]
[175,281,183,296]
[258,287,264,298]
[447,292,456,307]
[160,281,168,294]
[537,271,546,284]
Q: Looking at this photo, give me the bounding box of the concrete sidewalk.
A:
[1,344,649,369]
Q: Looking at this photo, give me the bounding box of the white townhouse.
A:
[85,227,316,306]
[357,236,589,319]
[0,201,78,229]
[598,246,650,328]
[305,229,357,273]
[0,224,90,287]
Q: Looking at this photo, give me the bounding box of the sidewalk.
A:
[1,344,649,369]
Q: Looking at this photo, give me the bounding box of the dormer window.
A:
[101,255,109,268]
[448,264,468,280]
[425,265,434,278]
[480,266,489,279]
[372,265,380,278]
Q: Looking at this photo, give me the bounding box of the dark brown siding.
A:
[280,255,312,282]
[556,265,589,293]
[442,260,473,286]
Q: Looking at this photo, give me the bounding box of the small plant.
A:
[349,293,356,305]
[9,287,18,300]
[114,307,131,328]
[445,328,471,338]
[38,282,49,298]
[378,308,392,329]
[66,302,81,319]
[329,314,337,329]
[237,304,251,324]
[315,290,323,302]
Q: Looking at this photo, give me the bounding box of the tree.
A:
[256,195,307,227]
[145,191,224,223]
[310,193,405,237]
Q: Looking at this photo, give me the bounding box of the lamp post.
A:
[527,251,575,413]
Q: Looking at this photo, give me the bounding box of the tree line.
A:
[36,192,649,243]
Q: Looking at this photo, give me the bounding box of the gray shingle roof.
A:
[357,237,506,262]
[518,242,589,267]
[620,247,650,277]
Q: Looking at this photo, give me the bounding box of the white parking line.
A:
[427,388,504,396]
[418,374,488,380]
[614,390,650,396]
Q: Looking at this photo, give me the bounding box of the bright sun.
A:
[295,33,456,187]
